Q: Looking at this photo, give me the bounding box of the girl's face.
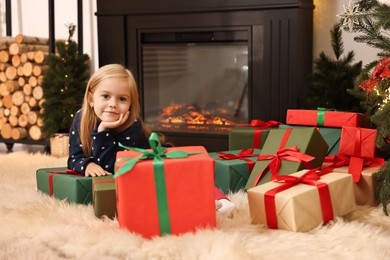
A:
[89,78,131,123]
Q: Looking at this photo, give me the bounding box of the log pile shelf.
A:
[0,34,49,152]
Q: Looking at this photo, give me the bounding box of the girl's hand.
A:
[85,162,112,177]
[98,111,130,132]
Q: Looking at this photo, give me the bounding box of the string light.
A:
[373,87,390,110]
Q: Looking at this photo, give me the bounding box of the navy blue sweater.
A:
[67,110,149,175]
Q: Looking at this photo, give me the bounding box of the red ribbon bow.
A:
[217,148,259,172]
[264,168,334,229]
[253,146,315,186]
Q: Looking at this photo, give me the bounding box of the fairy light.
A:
[373,87,390,110]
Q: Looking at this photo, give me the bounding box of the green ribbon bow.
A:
[316,107,336,126]
[115,132,200,236]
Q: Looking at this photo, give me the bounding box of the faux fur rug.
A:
[1,152,390,260]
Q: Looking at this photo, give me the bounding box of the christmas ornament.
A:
[337,0,361,32]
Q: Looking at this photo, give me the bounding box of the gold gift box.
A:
[247,170,356,232]
[326,166,379,206]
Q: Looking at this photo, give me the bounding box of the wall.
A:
[0,0,380,73]
[0,0,98,71]
[313,0,379,65]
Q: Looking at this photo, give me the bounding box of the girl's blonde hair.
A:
[79,64,149,156]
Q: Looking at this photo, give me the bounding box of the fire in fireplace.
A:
[141,30,249,135]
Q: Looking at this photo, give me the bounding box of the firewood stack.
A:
[0,34,49,141]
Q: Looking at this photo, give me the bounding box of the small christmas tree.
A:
[41,23,90,139]
[338,0,390,214]
[306,23,362,112]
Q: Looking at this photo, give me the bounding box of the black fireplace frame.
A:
[95,0,314,151]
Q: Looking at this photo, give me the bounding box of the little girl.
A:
[67,64,150,177]
[67,63,235,214]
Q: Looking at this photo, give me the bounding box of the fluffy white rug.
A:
[1,151,390,259]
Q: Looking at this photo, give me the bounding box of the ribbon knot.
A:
[116,133,196,177]
[217,148,258,160]
[217,148,259,173]
[253,146,315,185]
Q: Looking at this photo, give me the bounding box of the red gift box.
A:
[286,109,369,128]
[115,136,216,239]
[339,126,377,158]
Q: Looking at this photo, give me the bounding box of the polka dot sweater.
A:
[67,110,149,175]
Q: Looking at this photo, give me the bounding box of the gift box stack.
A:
[36,167,118,219]
[285,108,384,206]
[231,109,382,232]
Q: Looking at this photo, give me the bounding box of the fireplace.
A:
[142,30,249,133]
[95,0,314,151]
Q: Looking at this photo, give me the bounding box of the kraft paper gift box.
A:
[115,134,216,239]
[36,167,92,204]
[339,126,377,158]
[228,120,281,150]
[279,124,341,156]
[209,148,261,194]
[322,153,385,206]
[247,169,356,232]
[326,165,380,206]
[286,109,369,128]
[92,175,117,219]
[245,127,329,189]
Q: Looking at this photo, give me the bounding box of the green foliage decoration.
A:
[339,0,390,214]
[41,25,90,139]
[306,23,362,112]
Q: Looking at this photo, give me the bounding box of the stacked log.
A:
[0,34,49,141]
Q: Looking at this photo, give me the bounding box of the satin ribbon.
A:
[253,146,315,186]
[264,167,334,229]
[237,120,282,148]
[46,169,82,197]
[216,148,259,172]
[316,107,336,126]
[323,154,385,182]
[354,128,362,157]
[237,119,282,128]
[116,133,200,236]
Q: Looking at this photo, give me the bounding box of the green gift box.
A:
[228,120,281,150]
[92,175,117,219]
[209,148,261,194]
[245,127,329,189]
[279,125,341,156]
[36,167,92,205]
